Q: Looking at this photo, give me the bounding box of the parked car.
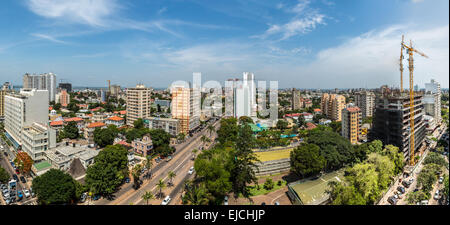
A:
[23,189,30,198]
[161,195,171,205]
[30,187,35,198]
[224,196,228,205]
[80,192,87,203]
[439,176,444,184]
[20,176,26,183]
[420,200,428,205]
[188,167,194,175]
[166,155,172,162]
[124,177,130,183]
[17,190,23,200]
[387,196,397,205]
[397,186,405,194]
[434,190,440,200]
[402,181,410,188]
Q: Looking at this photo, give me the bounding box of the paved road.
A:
[0,140,36,205]
[90,119,220,205]
[378,123,448,205]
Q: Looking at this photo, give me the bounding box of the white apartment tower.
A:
[126,84,151,127]
[355,91,375,118]
[234,72,257,119]
[424,79,441,123]
[23,73,57,102]
[4,89,50,149]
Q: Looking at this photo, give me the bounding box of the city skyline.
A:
[0,0,449,89]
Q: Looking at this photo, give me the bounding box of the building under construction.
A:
[370,90,426,163]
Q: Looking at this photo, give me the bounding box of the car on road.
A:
[80,192,87,203]
[434,190,440,200]
[124,177,130,183]
[20,176,26,183]
[161,195,171,205]
[419,200,428,205]
[224,196,228,205]
[188,167,194,175]
[12,174,19,181]
[387,196,397,205]
[402,180,410,188]
[17,190,23,200]
[439,176,444,184]
[274,201,280,205]
[166,155,172,162]
[23,189,30,198]
[30,187,35,198]
[397,186,405,194]
[3,152,7,157]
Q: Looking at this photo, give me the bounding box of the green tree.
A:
[168,171,176,186]
[263,178,275,190]
[67,102,80,112]
[417,163,441,193]
[149,129,171,148]
[290,144,326,178]
[93,127,116,148]
[345,163,380,204]
[132,164,142,189]
[329,121,342,134]
[381,145,404,175]
[156,179,166,198]
[327,181,366,205]
[31,169,77,205]
[276,119,289,130]
[239,116,254,124]
[133,118,145,129]
[177,133,186,142]
[182,181,212,205]
[0,167,11,183]
[217,118,239,147]
[207,124,215,136]
[366,153,395,190]
[85,145,128,196]
[230,124,259,199]
[423,152,447,167]
[141,191,154,205]
[63,121,79,139]
[406,190,429,205]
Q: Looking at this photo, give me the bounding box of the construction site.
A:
[370,35,430,166]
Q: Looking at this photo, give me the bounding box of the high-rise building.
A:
[355,91,376,119]
[55,89,70,107]
[4,89,49,150]
[234,72,257,119]
[58,83,72,92]
[370,94,426,162]
[321,93,346,121]
[341,107,362,144]
[110,85,121,97]
[292,89,302,110]
[2,82,13,90]
[0,90,6,120]
[171,84,200,134]
[126,84,151,127]
[424,79,441,123]
[23,73,57,102]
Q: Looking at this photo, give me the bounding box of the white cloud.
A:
[26,0,118,27]
[257,0,326,41]
[31,33,70,44]
[295,25,449,88]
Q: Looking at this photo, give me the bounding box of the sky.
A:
[0,0,448,89]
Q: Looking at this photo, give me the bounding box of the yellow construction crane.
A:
[400,35,405,92]
[400,37,429,166]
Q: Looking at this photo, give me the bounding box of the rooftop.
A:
[87,122,106,128]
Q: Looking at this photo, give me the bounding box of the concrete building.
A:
[0,90,6,119]
[45,144,99,171]
[355,91,375,118]
[23,73,56,102]
[370,94,426,162]
[106,116,125,127]
[145,117,180,136]
[171,84,200,134]
[292,89,302,110]
[110,85,121,97]
[84,122,106,144]
[126,84,151,127]
[234,72,257,118]
[58,83,72,92]
[341,107,362,144]
[21,122,56,162]
[4,89,49,149]
[55,89,70,107]
[320,93,346,121]
[424,79,441,123]
[131,134,153,157]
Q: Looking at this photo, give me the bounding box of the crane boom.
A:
[400,38,429,166]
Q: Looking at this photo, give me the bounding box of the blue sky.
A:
[0,0,448,88]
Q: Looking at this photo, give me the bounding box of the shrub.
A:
[264,178,274,190]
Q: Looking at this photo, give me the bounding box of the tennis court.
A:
[288,170,345,205]
[254,148,293,162]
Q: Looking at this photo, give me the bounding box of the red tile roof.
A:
[107,116,124,121]
[64,117,84,122]
[345,107,361,113]
[314,109,321,112]
[306,122,317,130]
[87,122,106,128]
[50,121,64,126]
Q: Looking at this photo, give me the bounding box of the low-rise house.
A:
[64,117,85,130]
[84,122,106,144]
[45,144,99,177]
[145,117,180,136]
[131,134,153,157]
[106,116,125,127]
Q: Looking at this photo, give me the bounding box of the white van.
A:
[161,195,171,205]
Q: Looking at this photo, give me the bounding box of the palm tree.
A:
[200,135,210,146]
[168,171,176,186]
[207,124,215,136]
[145,156,153,178]
[192,149,199,159]
[177,133,186,143]
[141,191,154,205]
[156,179,166,198]
[182,181,211,205]
[132,164,142,189]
